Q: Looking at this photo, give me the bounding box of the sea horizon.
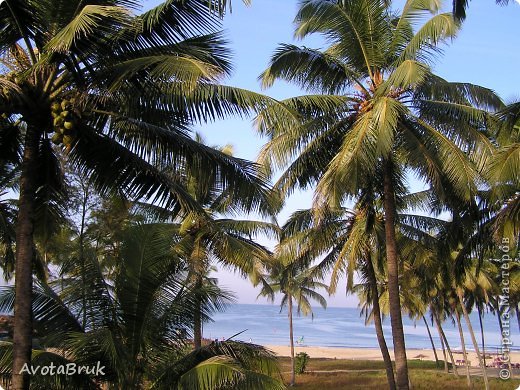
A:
[204,303,520,353]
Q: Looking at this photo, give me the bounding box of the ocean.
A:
[204,304,520,352]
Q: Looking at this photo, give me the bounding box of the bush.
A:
[295,352,310,374]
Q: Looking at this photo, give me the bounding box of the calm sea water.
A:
[204,304,520,352]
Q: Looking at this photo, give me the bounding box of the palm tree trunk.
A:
[422,316,439,368]
[193,276,203,349]
[367,256,396,389]
[12,126,40,390]
[383,160,409,390]
[455,310,473,389]
[288,294,296,387]
[457,292,489,390]
[477,305,487,367]
[193,306,202,349]
[434,314,449,373]
[80,187,88,329]
[477,306,487,371]
[436,315,458,376]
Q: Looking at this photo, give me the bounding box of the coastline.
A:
[264,344,520,367]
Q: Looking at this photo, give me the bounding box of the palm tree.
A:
[256,1,503,387]
[137,135,279,349]
[279,194,443,389]
[188,265,236,349]
[0,1,276,387]
[0,223,286,390]
[452,298,472,389]
[488,102,520,242]
[260,258,327,387]
[319,203,398,390]
[458,260,498,378]
[431,299,460,376]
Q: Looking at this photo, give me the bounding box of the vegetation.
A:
[0,0,274,388]
[277,358,520,389]
[255,0,510,388]
[294,352,310,375]
[260,250,327,386]
[0,0,517,389]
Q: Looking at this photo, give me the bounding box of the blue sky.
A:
[184,0,520,307]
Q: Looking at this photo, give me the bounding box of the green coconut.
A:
[51,102,61,112]
[60,99,70,111]
[63,121,74,130]
[53,116,64,127]
[51,133,63,145]
[60,110,70,118]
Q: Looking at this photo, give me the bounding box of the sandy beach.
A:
[265,344,520,368]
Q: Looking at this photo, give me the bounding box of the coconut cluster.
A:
[50,98,79,148]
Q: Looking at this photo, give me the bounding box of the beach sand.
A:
[264,344,520,368]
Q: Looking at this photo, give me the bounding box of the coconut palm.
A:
[431,297,460,376]
[0,223,286,390]
[458,260,498,373]
[256,0,502,387]
[0,1,277,387]
[259,218,332,387]
[318,203,400,389]
[259,259,327,387]
[136,135,279,349]
[187,265,236,348]
[487,102,520,242]
[280,202,400,388]
[278,190,445,389]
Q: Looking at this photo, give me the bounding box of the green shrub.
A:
[295,352,310,374]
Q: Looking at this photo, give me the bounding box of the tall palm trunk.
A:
[12,126,40,390]
[477,306,488,377]
[193,275,203,350]
[383,161,409,390]
[434,314,449,373]
[193,304,202,349]
[435,314,458,376]
[457,291,488,389]
[80,187,89,329]
[367,257,396,389]
[288,293,296,386]
[455,310,472,389]
[422,316,439,368]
